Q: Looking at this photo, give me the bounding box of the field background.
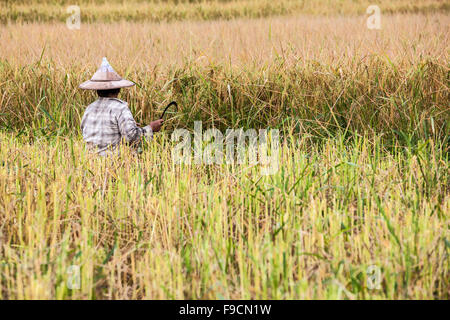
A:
[1,0,449,23]
[0,0,449,299]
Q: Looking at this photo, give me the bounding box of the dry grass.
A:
[1,14,448,140]
[1,0,448,23]
[2,14,448,67]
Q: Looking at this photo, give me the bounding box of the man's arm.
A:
[117,106,163,144]
[117,106,150,144]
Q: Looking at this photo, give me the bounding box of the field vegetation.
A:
[1,0,449,23]
[0,1,448,299]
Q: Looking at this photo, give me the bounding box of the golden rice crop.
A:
[1,14,448,140]
[0,1,449,300]
[0,132,448,299]
[1,0,448,23]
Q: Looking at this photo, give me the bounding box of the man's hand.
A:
[149,119,164,132]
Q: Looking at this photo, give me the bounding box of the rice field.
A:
[0,1,449,300]
[2,0,448,23]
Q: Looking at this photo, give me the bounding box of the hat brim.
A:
[79,79,135,90]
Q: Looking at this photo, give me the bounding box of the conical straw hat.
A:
[79,57,135,90]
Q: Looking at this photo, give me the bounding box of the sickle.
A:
[160,101,178,120]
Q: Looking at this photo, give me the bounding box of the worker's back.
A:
[78,58,162,156]
[81,97,149,155]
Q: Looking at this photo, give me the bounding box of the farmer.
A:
[79,57,163,156]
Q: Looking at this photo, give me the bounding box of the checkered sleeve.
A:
[117,106,149,144]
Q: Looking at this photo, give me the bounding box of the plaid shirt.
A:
[81,97,152,155]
